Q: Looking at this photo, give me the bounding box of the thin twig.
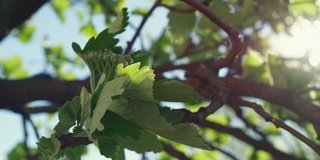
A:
[22,114,30,159]
[27,116,40,140]
[181,0,239,41]
[199,120,302,160]
[162,142,191,160]
[182,67,230,122]
[181,0,244,69]
[229,104,267,141]
[159,3,195,13]
[205,142,238,160]
[229,96,320,156]
[124,0,161,55]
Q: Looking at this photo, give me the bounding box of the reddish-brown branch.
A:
[123,0,161,55]
[228,96,320,156]
[181,0,244,69]
[198,120,302,160]
[205,142,237,159]
[223,76,320,137]
[0,0,48,41]
[59,134,92,149]
[0,75,89,108]
[162,142,191,160]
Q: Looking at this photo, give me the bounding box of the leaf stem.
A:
[90,72,96,92]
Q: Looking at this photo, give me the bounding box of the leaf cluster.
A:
[37,8,208,160]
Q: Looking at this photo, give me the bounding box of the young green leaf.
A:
[85,76,127,133]
[116,63,155,101]
[153,79,205,104]
[37,137,60,158]
[80,87,91,126]
[118,129,163,153]
[54,96,81,137]
[72,42,82,53]
[82,37,95,53]
[108,8,129,34]
[92,29,119,52]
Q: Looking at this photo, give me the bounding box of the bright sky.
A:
[1,1,320,160]
[271,19,320,66]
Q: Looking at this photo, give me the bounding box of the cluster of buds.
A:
[77,49,133,91]
[79,49,133,75]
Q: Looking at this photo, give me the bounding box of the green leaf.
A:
[109,101,209,150]
[159,107,184,125]
[7,142,45,160]
[108,8,129,34]
[56,145,86,160]
[153,79,205,104]
[158,123,210,150]
[286,67,314,90]
[72,42,82,53]
[82,37,95,53]
[54,96,81,137]
[168,11,195,36]
[0,56,28,79]
[80,22,97,37]
[85,76,126,133]
[118,129,163,153]
[50,0,71,22]
[93,29,119,52]
[116,63,155,101]
[149,30,171,67]
[80,87,92,126]
[102,110,141,141]
[132,8,148,15]
[37,137,61,158]
[17,25,36,43]
[131,50,151,67]
[290,0,318,17]
[97,137,120,160]
[109,101,174,132]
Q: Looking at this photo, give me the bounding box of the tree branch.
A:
[162,142,191,160]
[123,0,161,55]
[205,142,237,160]
[228,96,320,156]
[181,0,244,69]
[0,74,89,108]
[198,120,303,160]
[59,134,91,149]
[0,0,48,41]
[223,76,320,138]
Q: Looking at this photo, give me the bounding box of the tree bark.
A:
[0,0,48,41]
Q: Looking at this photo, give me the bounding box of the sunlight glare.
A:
[272,19,320,66]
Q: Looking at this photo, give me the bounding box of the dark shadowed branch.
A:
[162,142,191,160]
[228,96,320,156]
[223,76,320,137]
[124,0,161,55]
[181,0,244,70]
[198,120,302,160]
[0,0,48,41]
